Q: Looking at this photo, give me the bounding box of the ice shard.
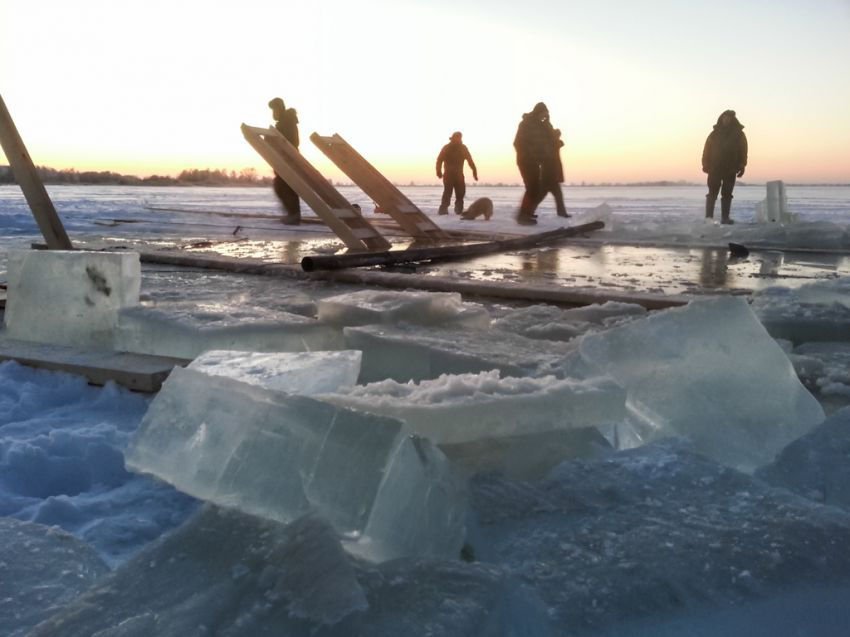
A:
[125,367,466,561]
[578,297,824,471]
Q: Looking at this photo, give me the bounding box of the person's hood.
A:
[714,109,744,131]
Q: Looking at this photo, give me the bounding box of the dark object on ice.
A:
[436,131,478,215]
[514,101,569,222]
[269,97,301,224]
[728,242,749,258]
[460,197,493,221]
[301,221,604,271]
[702,110,748,224]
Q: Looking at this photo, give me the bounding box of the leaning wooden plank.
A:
[310,133,447,241]
[0,94,73,250]
[241,124,391,252]
[0,336,190,392]
[301,221,605,271]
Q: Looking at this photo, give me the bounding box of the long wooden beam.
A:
[301,221,605,271]
[0,94,72,249]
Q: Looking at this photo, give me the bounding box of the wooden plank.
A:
[0,335,190,392]
[0,94,73,250]
[301,221,605,271]
[310,133,447,241]
[241,124,391,252]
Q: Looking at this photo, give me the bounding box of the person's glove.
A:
[436,171,442,179]
[702,165,709,174]
[737,167,745,178]
[473,173,479,181]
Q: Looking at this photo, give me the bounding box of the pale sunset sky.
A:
[2,0,849,184]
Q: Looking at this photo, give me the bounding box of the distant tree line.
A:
[0,165,273,187]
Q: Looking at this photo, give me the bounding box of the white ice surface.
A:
[188,349,362,394]
[578,296,825,471]
[4,249,140,349]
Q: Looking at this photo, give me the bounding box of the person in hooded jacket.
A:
[514,102,556,225]
[436,131,478,215]
[269,97,302,225]
[702,109,748,224]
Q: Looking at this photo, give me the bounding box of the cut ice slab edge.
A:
[188,349,362,394]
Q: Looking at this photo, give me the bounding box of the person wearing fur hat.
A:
[702,109,748,224]
[268,97,301,225]
[436,131,478,215]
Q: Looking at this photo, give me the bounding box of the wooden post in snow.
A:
[0,94,72,250]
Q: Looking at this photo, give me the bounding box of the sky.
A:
[1,0,849,184]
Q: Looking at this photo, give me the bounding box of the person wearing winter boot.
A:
[436,131,478,215]
[269,97,302,225]
[702,109,748,225]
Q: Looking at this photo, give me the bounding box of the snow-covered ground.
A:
[3,183,850,636]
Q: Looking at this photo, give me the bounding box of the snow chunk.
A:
[752,276,850,343]
[188,349,361,394]
[493,301,646,341]
[115,302,344,359]
[321,370,625,444]
[317,288,491,329]
[4,249,140,349]
[578,297,824,471]
[125,367,466,561]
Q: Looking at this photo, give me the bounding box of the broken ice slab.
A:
[320,370,625,444]
[125,367,466,561]
[29,506,368,636]
[188,349,361,394]
[114,302,345,359]
[493,301,647,341]
[578,297,825,472]
[345,323,575,383]
[317,289,491,329]
[4,249,140,349]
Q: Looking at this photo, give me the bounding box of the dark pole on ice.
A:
[0,94,73,250]
[301,221,604,271]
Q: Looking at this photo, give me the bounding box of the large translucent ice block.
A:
[317,289,490,329]
[578,297,825,472]
[493,301,646,342]
[125,367,466,561]
[320,370,625,444]
[752,277,850,343]
[188,349,361,394]
[4,249,140,349]
[115,303,344,359]
[345,324,574,383]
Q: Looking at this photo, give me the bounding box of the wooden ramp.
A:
[0,335,190,392]
[310,133,447,242]
[241,124,391,252]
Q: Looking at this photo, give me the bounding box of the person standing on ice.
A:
[436,131,478,215]
[513,102,558,225]
[542,127,569,218]
[268,97,302,225]
[702,109,748,225]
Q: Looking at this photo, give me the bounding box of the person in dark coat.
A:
[702,109,748,224]
[514,102,556,225]
[269,97,301,225]
[436,131,478,215]
[543,127,569,217]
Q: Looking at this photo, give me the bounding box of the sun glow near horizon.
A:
[2,0,849,185]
